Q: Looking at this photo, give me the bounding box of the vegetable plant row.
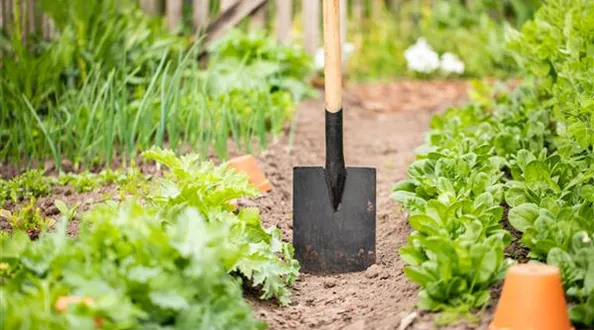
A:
[392,0,593,327]
[1,0,314,170]
[1,148,298,329]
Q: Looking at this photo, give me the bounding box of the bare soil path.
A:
[247,81,472,330]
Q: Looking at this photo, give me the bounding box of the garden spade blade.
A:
[292,0,376,274]
[292,113,376,274]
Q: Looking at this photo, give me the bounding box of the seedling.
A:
[54,199,82,222]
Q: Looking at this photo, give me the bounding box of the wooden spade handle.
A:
[323,0,342,113]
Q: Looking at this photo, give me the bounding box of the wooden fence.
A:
[0,0,391,56]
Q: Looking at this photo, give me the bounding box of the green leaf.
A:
[582,185,594,202]
[408,159,435,181]
[149,291,189,311]
[0,230,30,259]
[505,183,528,207]
[408,214,442,236]
[471,172,490,196]
[584,262,594,294]
[437,177,455,195]
[472,246,498,284]
[508,203,540,232]
[54,200,69,215]
[524,160,549,183]
[472,290,491,309]
[404,266,436,287]
[515,149,536,171]
[392,180,417,192]
[568,121,591,149]
[391,191,427,212]
[127,266,160,283]
[399,245,426,266]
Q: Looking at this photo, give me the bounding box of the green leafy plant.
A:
[0,170,51,203]
[392,108,513,315]
[0,168,146,207]
[54,200,81,222]
[1,148,298,328]
[0,199,50,233]
[348,0,539,81]
[142,148,299,305]
[0,203,265,329]
[394,1,594,326]
[508,0,594,151]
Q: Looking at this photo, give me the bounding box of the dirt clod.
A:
[365,264,382,279]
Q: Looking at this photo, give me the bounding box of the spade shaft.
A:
[325,110,346,210]
[292,0,376,274]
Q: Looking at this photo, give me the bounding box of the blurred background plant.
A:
[348,0,543,81]
[0,0,313,171]
[0,0,545,171]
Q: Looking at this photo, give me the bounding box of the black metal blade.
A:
[293,166,376,274]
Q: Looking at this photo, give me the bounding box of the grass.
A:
[1,38,308,172]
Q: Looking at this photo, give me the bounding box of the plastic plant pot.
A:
[226,155,272,193]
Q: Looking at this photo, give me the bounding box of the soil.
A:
[502,204,530,264]
[1,80,501,329]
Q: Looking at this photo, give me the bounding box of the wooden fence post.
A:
[140,0,159,16]
[303,0,319,55]
[167,0,183,32]
[220,0,234,12]
[42,13,50,39]
[371,0,382,16]
[194,0,209,32]
[200,0,267,55]
[353,0,362,21]
[276,0,292,44]
[250,3,266,31]
[6,0,14,33]
[27,0,35,37]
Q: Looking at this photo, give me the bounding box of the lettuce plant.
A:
[0,148,299,328]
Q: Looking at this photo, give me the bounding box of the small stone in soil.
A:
[398,311,418,330]
[365,264,381,279]
[323,280,337,288]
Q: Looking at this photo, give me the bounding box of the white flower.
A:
[314,43,357,70]
[315,48,325,70]
[583,235,592,244]
[404,38,440,74]
[440,52,465,74]
[343,42,355,56]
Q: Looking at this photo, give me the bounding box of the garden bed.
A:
[1,81,478,329]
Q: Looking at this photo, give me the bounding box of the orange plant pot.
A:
[226,155,271,193]
[55,296,103,327]
[489,263,574,330]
